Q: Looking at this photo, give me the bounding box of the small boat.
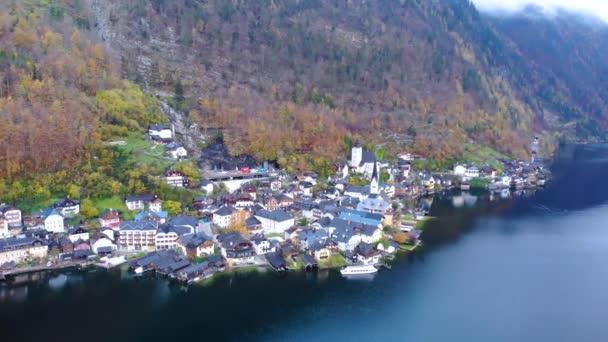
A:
[134,266,144,274]
[340,265,378,276]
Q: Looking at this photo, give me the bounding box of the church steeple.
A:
[370,159,379,195]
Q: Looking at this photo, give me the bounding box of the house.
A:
[213,206,235,228]
[73,239,92,252]
[266,252,289,272]
[200,180,214,195]
[68,227,90,243]
[135,210,168,224]
[254,209,295,234]
[234,194,254,208]
[118,221,158,251]
[243,185,257,200]
[270,180,282,192]
[265,193,294,210]
[350,142,377,177]
[353,242,382,265]
[338,210,383,227]
[148,124,173,142]
[246,216,263,232]
[0,218,8,238]
[455,164,480,180]
[299,182,314,197]
[217,232,256,266]
[329,218,382,252]
[0,204,22,228]
[175,261,218,283]
[164,169,189,188]
[125,194,161,211]
[168,216,199,233]
[176,233,215,258]
[99,209,121,230]
[52,198,80,218]
[168,145,188,159]
[92,237,117,255]
[251,234,276,255]
[356,194,391,215]
[155,223,192,250]
[0,237,48,264]
[419,172,436,189]
[453,164,467,176]
[36,208,64,233]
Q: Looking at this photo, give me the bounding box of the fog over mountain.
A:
[472,0,608,22]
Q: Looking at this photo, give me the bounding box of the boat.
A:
[460,183,471,191]
[340,265,378,276]
[134,266,144,274]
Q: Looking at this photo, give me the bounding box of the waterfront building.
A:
[0,237,48,264]
[118,221,158,251]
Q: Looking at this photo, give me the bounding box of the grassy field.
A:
[116,134,173,172]
[460,143,509,172]
[319,254,347,269]
[93,196,134,220]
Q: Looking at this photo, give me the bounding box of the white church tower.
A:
[351,141,362,168]
[370,159,379,195]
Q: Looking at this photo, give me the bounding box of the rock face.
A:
[85,0,608,142]
[158,101,201,152]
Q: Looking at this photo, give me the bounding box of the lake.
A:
[2,144,608,342]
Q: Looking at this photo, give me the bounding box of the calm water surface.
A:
[2,144,608,342]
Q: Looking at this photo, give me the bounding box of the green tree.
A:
[164,200,182,215]
[80,198,100,220]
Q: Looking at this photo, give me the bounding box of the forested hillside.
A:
[1,0,607,207]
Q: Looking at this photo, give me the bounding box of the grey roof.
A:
[217,232,251,249]
[246,216,262,228]
[157,223,191,236]
[214,206,235,217]
[149,124,171,131]
[119,221,158,231]
[0,204,18,214]
[330,218,379,243]
[255,209,293,222]
[361,150,376,165]
[52,198,80,208]
[125,194,157,203]
[0,236,46,252]
[179,233,212,249]
[169,216,199,229]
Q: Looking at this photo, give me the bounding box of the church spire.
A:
[370,158,379,195]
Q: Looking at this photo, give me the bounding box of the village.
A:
[0,127,550,284]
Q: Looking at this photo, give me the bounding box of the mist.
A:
[471,0,608,22]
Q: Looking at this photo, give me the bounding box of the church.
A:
[356,160,391,215]
[350,142,377,177]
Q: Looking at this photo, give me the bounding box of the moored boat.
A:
[340,265,378,276]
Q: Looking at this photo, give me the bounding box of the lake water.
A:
[2,144,608,342]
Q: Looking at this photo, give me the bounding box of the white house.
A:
[68,227,90,243]
[453,164,467,176]
[169,146,188,159]
[354,242,382,265]
[52,198,80,218]
[201,180,214,195]
[254,209,295,234]
[92,238,117,254]
[350,142,377,177]
[118,221,158,251]
[251,234,276,255]
[176,233,215,258]
[330,218,382,252]
[148,124,173,141]
[465,166,480,179]
[155,223,192,250]
[0,204,22,228]
[125,194,161,211]
[164,170,188,188]
[0,219,8,238]
[42,209,64,233]
[213,206,235,228]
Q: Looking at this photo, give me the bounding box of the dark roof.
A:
[255,209,293,222]
[0,237,46,252]
[0,204,18,214]
[214,206,235,217]
[169,216,199,229]
[371,159,378,181]
[125,194,157,203]
[245,216,262,228]
[179,233,212,249]
[300,254,318,266]
[53,198,80,208]
[361,150,376,164]
[157,223,191,236]
[119,221,158,231]
[217,232,251,249]
[149,124,171,131]
[355,241,378,258]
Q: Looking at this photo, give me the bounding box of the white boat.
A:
[340,265,378,276]
[134,266,144,274]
